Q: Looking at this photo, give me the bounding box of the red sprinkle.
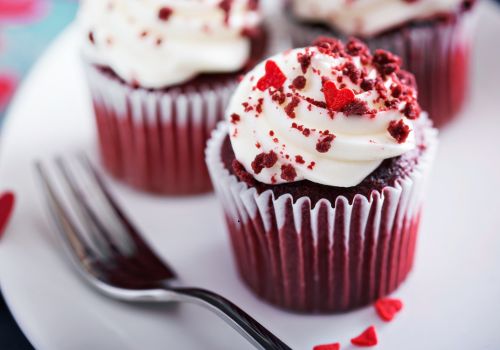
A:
[313,343,340,350]
[251,151,278,174]
[323,80,355,112]
[375,298,404,322]
[158,7,173,21]
[257,60,287,91]
[351,326,378,347]
[316,134,336,153]
[388,119,411,143]
[280,164,297,182]
[0,192,15,240]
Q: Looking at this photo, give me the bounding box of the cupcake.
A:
[79,0,266,195]
[287,0,477,127]
[206,38,438,313]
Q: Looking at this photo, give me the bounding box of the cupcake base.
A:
[87,64,236,195]
[206,122,437,313]
[288,4,477,128]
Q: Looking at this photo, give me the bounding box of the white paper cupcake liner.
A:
[206,122,437,313]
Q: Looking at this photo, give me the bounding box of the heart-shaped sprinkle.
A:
[257,60,286,91]
[351,326,378,347]
[313,342,340,350]
[375,298,403,322]
[0,192,15,239]
[323,80,355,112]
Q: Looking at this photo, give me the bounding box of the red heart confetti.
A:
[323,80,355,112]
[257,60,286,91]
[313,342,340,350]
[0,192,15,239]
[375,298,404,322]
[351,326,378,347]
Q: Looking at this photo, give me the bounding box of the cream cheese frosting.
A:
[228,38,422,187]
[291,0,465,37]
[79,0,261,88]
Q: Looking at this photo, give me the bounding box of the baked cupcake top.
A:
[79,0,261,88]
[227,37,422,188]
[291,0,467,37]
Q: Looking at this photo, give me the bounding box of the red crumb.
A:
[255,98,264,114]
[343,62,361,84]
[251,151,278,174]
[295,155,305,164]
[292,76,307,90]
[314,36,344,56]
[280,164,297,181]
[402,101,421,119]
[218,0,233,24]
[307,161,316,170]
[230,113,240,124]
[341,99,371,116]
[232,160,255,186]
[316,134,336,153]
[372,49,401,76]
[375,298,403,322]
[285,96,301,119]
[297,51,313,73]
[351,326,378,347]
[388,119,411,143]
[257,60,287,91]
[313,343,340,350]
[88,31,95,44]
[158,7,173,21]
[323,80,355,112]
[360,79,374,91]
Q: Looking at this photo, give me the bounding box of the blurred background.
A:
[0,0,499,349]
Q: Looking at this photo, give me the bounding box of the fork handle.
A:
[170,287,291,350]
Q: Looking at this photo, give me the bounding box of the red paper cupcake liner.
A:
[288,8,476,127]
[85,63,235,195]
[206,122,437,313]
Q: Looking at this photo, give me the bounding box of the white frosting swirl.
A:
[291,0,464,37]
[79,0,261,88]
[228,44,420,187]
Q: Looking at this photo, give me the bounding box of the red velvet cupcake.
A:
[206,38,438,313]
[287,0,477,128]
[80,0,266,195]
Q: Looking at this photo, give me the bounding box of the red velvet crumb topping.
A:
[230,113,241,124]
[280,164,297,181]
[251,151,278,174]
[158,7,173,21]
[316,134,336,153]
[388,119,411,143]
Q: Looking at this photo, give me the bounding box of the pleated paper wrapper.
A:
[85,63,235,195]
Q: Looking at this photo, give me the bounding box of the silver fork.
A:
[35,156,291,350]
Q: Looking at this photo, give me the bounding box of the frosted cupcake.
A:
[206,38,437,312]
[287,0,477,127]
[79,0,265,195]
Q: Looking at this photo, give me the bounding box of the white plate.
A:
[1,2,500,349]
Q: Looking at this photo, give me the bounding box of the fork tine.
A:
[55,157,122,259]
[78,155,176,279]
[35,162,102,273]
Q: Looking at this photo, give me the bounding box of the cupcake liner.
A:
[288,8,477,127]
[206,122,437,313]
[85,62,235,195]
